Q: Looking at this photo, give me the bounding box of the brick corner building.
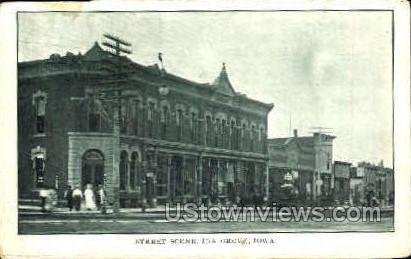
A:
[18,41,274,208]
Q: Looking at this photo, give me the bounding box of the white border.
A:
[0,1,410,258]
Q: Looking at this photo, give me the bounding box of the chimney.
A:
[293,129,298,137]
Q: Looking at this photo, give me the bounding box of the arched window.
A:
[120,151,129,190]
[205,115,212,146]
[176,108,183,141]
[250,124,256,152]
[130,152,139,190]
[259,126,264,141]
[230,120,236,150]
[35,96,46,133]
[147,102,154,121]
[131,99,141,135]
[147,102,155,138]
[161,105,169,139]
[32,90,47,134]
[215,118,220,147]
[222,119,227,148]
[120,98,129,134]
[259,126,265,153]
[241,123,247,151]
[190,112,197,143]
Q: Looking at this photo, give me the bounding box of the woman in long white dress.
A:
[84,184,96,210]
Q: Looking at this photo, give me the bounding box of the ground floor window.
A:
[33,156,45,188]
[120,151,128,190]
[130,152,139,190]
[156,155,168,197]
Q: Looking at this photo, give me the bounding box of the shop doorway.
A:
[82,150,104,189]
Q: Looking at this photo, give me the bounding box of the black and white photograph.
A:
[1,0,410,258]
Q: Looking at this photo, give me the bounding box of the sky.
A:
[18,11,393,167]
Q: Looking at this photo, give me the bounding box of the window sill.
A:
[33,133,47,138]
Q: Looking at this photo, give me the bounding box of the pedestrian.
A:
[39,187,48,213]
[72,185,83,211]
[48,188,58,211]
[95,186,101,210]
[64,185,73,211]
[84,184,96,210]
[97,185,107,214]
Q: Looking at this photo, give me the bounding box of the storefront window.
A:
[130,152,138,190]
[156,156,168,197]
[120,151,128,190]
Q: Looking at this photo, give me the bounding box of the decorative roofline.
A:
[18,42,274,111]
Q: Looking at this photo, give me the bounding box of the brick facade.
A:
[18,42,273,207]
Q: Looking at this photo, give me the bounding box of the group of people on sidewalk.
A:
[64,184,107,213]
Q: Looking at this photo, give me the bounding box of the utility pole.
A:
[101,34,132,213]
[103,34,132,57]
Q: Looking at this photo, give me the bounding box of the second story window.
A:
[215,118,220,147]
[259,127,264,141]
[35,96,46,133]
[222,119,227,148]
[161,105,169,139]
[147,102,155,138]
[241,123,247,150]
[88,97,103,132]
[88,112,101,132]
[132,99,140,135]
[241,123,246,138]
[327,153,331,170]
[120,99,129,134]
[230,120,236,149]
[176,109,183,126]
[250,125,256,151]
[32,91,48,134]
[190,112,197,143]
[176,109,183,141]
[147,102,154,121]
[205,115,212,146]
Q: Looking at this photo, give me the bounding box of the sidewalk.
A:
[19,204,394,222]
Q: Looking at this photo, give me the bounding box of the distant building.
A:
[333,161,351,204]
[356,161,394,207]
[18,41,274,208]
[267,129,335,202]
[349,167,364,206]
